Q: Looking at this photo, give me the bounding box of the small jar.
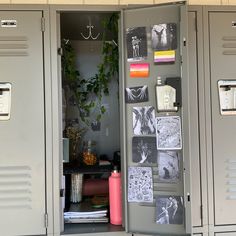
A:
[82,140,97,166]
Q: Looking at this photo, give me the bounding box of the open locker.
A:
[58,10,123,235]
[54,2,192,235]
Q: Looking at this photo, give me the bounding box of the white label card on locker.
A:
[156,85,177,112]
[0,83,11,120]
[1,20,17,28]
[218,80,236,115]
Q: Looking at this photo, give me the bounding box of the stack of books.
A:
[64,200,108,223]
[64,209,108,223]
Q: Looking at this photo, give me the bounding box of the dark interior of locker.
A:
[59,11,124,234]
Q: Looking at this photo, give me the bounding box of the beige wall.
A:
[0,0,234,5]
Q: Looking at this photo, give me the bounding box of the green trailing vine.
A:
[62,13,119,126]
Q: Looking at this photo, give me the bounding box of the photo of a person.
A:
[158,151,180,182]
[152,23,177,51]
[126,27,147,62]
[156,195,184,225]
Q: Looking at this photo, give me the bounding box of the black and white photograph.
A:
[156,195,184,225]
[151,23,177,51]
[156,116,182,150]
[133,106,156,135]
[128,166,153,203]
[158,151,180,182]
[126,27,148,62]
[125,85,149,103]
[132,137,157,164]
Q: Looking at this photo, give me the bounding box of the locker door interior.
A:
[209,11,236,226]
[121,2,192,235]
[0,11,46,235]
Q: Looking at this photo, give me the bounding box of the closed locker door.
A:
[209,12,236,225]
[0,11,46,235]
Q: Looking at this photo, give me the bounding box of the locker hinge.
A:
[58,47,63,56]
[41,17,45,32]
[183,37,186,47]
[44,213,48,228]
[195,17,198,32]
[200,205,203,220]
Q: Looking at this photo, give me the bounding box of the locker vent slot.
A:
[0,166,32,209]
[0,44,28,49]
[223,51,236,55]
[222,36,236,41]
[226,159,236,200]
[0,36,28,57]
[223,43,236,48]
[0,52,28,56]
[0,36,27,41]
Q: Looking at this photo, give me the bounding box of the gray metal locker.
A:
[0,11,47,236]
[121,2,192,235]
[208,11,236,226]
[188,9,202,228]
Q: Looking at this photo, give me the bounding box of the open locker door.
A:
[120,2,192,235]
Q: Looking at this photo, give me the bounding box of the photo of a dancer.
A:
[156,195,184,225]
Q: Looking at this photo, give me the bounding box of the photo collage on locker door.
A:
[126,24,184,225]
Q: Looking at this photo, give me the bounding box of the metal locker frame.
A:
[49,5,124,236]
[49,2,193,236]
[187,5,209,236]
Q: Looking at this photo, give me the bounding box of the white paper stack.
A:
[64,210,108,223]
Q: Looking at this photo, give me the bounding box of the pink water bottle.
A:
[109,167,122,225]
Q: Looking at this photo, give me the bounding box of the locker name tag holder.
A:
[218,80,236,115]
[0,83,11,120]
[1,20,17,28]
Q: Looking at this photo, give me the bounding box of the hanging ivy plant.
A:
[62,13,119,126]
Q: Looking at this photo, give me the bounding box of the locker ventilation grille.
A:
[0,36,28,56]
[227,159,236,200]
[222,37,236,55]
[0,166,32,209]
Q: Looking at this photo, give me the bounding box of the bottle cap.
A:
[113,165,119,173]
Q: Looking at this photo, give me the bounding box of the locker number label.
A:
[1,20,17,28]
[232,21,236,28]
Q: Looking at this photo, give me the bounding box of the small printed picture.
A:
[158,151,180,182]
[156,116,182,150]
[130,63,149,78]
[128,166,153,203]
[91,120,101,131]
[156,195,184,225]
[151,23,177,51]
[125,85,149,103]
[154,50,175,64]
[126,27,148,62]
[132,137,157,164]
[133,106,156,135]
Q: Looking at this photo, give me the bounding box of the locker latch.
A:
[60,188,65,197]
